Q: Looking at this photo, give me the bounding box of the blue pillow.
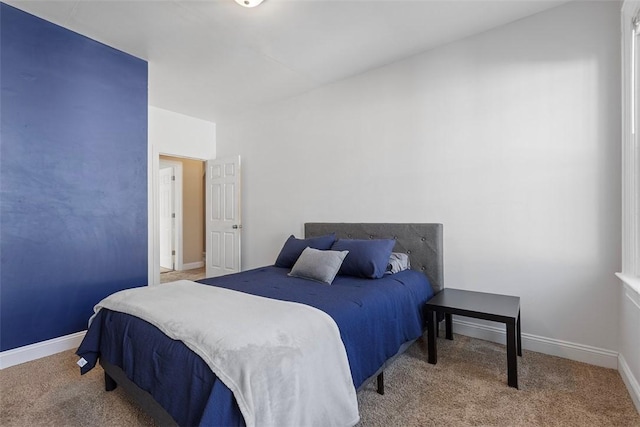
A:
[274,233,337,268]
[331,238,396,279]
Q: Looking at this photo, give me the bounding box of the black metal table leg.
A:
[517,310,522,357]
[427,309,437,364]
[506,320,518,388]
[445,313,453,340]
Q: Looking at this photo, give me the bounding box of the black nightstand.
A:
[425,288,522,388]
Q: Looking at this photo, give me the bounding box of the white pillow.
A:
[386,252,411,274]
[288,247,349,285]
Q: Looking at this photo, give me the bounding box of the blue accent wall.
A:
[0,4,148,352]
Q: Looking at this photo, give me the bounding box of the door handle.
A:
[232,224,242,229]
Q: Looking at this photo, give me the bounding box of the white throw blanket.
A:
[91,280,359,427]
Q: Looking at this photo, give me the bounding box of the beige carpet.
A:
[160,267,206,283]
[1,334,638,426]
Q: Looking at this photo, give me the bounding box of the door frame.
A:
[159,159,183,273]
[149,147,200,285]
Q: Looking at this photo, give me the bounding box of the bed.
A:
[77,223,444,426]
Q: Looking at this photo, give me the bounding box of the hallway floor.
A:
[160,266,206,283]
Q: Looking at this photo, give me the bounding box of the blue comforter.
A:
[77,266,433,426]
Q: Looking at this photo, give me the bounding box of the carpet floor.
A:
[160,267,206,284]
[1,334,638,426]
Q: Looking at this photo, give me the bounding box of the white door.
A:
[159,167,174,270]
[206,156,242,277]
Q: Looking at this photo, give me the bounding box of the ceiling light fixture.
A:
[234,0,264,7]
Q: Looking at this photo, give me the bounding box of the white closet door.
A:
[159,166,174,270]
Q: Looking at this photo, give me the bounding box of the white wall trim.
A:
[451,318,619,369]
[621,0,640,278]
[182,261,205,270]
[617,272,640,295]
[619,353,640,413]
[0,331,86,370]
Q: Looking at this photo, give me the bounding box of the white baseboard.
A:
[0,331,86,370]
[182,261,204,270]
[451,318,619,369]
[619,353,640,414]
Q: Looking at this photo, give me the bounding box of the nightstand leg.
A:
[445,313,453,340]
[517,310,522,357]
[427,310,437,364]
[506,320,518,389]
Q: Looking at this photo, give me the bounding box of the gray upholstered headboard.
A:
[304,223,444,294]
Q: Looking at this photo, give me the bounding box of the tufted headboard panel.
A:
[304,223,444,294]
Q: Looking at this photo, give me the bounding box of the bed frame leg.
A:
[105,372,118,392]
[376,372,384,395]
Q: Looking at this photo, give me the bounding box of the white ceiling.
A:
[6,0,568,122]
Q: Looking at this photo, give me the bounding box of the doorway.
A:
[158,155,206,283]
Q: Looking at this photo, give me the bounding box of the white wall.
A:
[216,1,621,365]
[149,106,216,159]
[148,106,216,284]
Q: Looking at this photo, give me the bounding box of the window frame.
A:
[619,0,640,293]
